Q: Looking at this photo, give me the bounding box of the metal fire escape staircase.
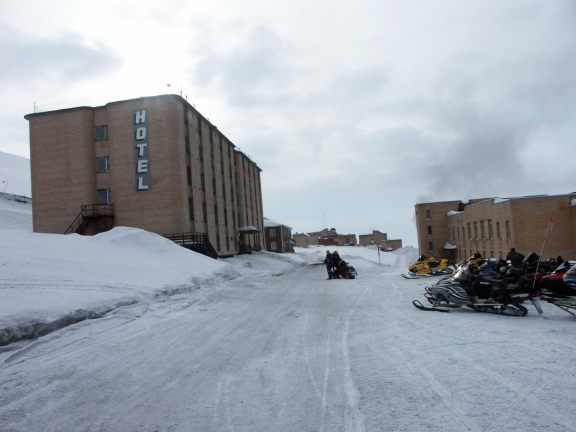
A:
[64,204,115,235]
[162,232,219,259]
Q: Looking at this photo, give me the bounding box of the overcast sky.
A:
[1,0,575,246]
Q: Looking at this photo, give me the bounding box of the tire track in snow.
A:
[340,283,370,432]
[363,274,482,432]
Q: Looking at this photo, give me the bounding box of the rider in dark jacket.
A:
[506,248,525,268]
[324,251,333,279]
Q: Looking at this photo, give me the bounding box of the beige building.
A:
[415,194,576,262]
[358,230,403,250]
[292,233,311,248]
[25,94,264,257]
[307,229,357,246]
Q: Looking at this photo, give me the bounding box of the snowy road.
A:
[2,263,576,432]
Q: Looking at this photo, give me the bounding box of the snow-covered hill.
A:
[0,150,31,197]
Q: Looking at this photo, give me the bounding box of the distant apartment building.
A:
[358,230,403,250]
[25,94,265,257]
[307,228,357,246]
[263,217,293,253]
[292,233,311,248]
[415,194,576,262]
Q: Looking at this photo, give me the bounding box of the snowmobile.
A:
[540,262,576,317]
[412,261,540,316]
[334,260,357,279]
[402,256,454,279]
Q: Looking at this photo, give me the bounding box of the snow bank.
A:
[0,227,235,345]
[0,151,31,197]
[0,195,32,231]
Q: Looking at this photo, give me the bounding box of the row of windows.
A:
[448,220,511,242]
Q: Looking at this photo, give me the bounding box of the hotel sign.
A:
[133,109,150,191]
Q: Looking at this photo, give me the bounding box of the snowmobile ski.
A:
[412,299,450,312]
[402,273,428,280]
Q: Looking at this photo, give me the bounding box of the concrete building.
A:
[263,218,293,253]
[415,194,576,262]
[358,230,403,250]
[25,94,264,257]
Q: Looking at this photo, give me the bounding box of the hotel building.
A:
[25,94,264,257]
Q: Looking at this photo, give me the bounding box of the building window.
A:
[467,223,472,240]
[95,125,108,141]
[425,209,431,220]
[96,156,109,173]
[270,228,276,237]
[496,222,501,239]
[428,241,434,252]
[488,220,493,239]
[480,220,485,239]
[427,225,433,236]
[505,221,510,240]
[97,188,111,204]
[271,241,277,251]
[474,222,478,240]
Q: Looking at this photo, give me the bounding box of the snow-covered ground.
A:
[1,174,576,431]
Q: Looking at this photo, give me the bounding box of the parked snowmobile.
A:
[540,262,576,317]
[413,261,540,316]
[402,256,455,279]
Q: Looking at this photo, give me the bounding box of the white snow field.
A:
[1,194,576,431]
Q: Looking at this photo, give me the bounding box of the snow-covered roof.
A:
[263,217,292,229]
[493,198,510,204]
[238,225,260,233]
[447,210,462,217]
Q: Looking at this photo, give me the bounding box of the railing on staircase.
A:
[163,232,219,259]
[64,204,114,234]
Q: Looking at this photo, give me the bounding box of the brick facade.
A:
[25,94,265,256]
[415,194,576,262]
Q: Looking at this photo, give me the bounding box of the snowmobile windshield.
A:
[453,262,472,281]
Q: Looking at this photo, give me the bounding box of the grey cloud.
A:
[193,26,299,107]
[0,24,122,84]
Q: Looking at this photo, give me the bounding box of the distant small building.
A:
[292,232,311,248]
[264,218,293,253]
[308,228,357,246]
[359,230,402,250]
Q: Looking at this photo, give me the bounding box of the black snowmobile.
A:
[334,260,358,279]
[413,261,540,316]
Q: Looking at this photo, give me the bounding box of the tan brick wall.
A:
[235,151,265,251]
[293,233,310,248]
[358,230,388,247]
[415,200,461,259]
[29,108,96,233]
